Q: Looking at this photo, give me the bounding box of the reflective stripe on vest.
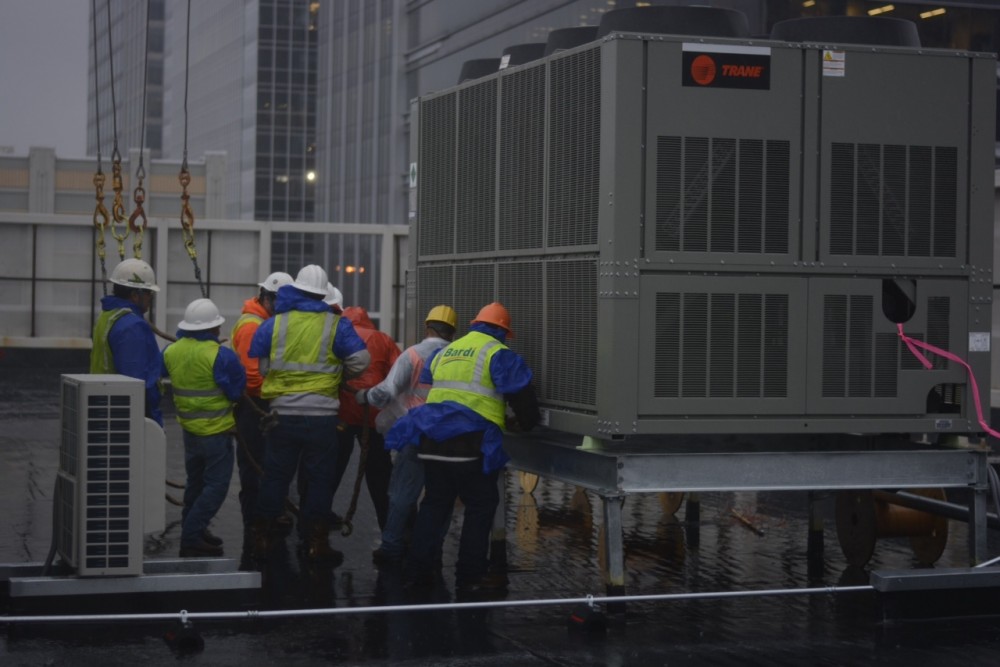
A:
[163,337,235,435]
[427,331,506,428]
[261,310,343,400]
[89,308,132,373]
[231,312,264,344]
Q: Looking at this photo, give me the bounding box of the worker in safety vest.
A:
[230,271,293,553]
[248,264,370,565]
[90,258,164,426]
[355,305,457,566]
[387,302,540,597]
[332,306,400,531]
[161,298,247,558]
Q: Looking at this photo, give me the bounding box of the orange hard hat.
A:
[471,302,513,338]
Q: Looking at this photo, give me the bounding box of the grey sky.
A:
[0,1,89,157]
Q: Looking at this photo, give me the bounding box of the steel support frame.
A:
[503,436,991,594]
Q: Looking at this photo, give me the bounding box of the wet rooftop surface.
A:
[4,356,1000,665]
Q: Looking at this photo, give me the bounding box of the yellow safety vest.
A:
[427,330,506,428]
[163,337,235,436]
[261,311,343,400]
[90,308,131,373]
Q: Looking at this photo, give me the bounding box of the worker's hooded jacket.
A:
[161,329,246,436]
[338,306,400,429]
[90,294,164,426]
[230,297,271,397]
[248,285,369,416]
[365,334,449,434]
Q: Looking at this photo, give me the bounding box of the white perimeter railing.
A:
[0,212,409,349]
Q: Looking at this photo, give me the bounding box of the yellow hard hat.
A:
[425,305,458,329]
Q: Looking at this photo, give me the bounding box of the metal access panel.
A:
[58,374,145,576]
[636,274,808,416]
[805,276,971,416]
[643,40,803,266]
[816,49,971,270]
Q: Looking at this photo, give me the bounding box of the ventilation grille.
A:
[418,93,456,257]
[454,264,496,328]
[654,292,789,398]
[822,294,951,398]
[416,265,453,339]
[546,259,597,406]
[457,80,497,254]
[499,262,545,395]
[829,143,957,258]
[81,392,135,570]
[500,65,545,251]
[549,47,600,248]
[656,137,790,254]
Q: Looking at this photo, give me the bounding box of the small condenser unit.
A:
[56,374,145,576]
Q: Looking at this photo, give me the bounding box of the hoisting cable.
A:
[178,0,207,298]
[91,0,110,295]
[128,0,151,260]
[105,0,130,261]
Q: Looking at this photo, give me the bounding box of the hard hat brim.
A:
[109,278,160,293]
[177,315,226,331]
[292,282,330,296]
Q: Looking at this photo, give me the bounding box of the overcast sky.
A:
[0,1,89,157]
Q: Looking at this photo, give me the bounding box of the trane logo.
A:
[687,53,770,89]
[721,64,764,78]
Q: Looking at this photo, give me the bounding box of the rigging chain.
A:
[179,0,206,298]
[129,164,147,259]
[109,149,130,259]
[93,172,110,291]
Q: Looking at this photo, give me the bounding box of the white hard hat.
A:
[177,298,225,331]
[109,258,159,292]
[259,271,293,293]
[323,283,344,308]
[292,264,329,296]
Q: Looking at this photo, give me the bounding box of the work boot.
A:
[302,519,344,566]
[372,547,403,567]
[455,571,508,601]
[179,537,224,558]
[202,528,223,547]
[251,517,277,561]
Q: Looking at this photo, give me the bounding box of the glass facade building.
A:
[87,0,165,159]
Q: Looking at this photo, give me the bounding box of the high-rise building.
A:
[87,0,166,159]
[161,0,318,224]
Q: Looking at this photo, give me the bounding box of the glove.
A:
[355,389,368,405]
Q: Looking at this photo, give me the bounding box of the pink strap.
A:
[896,323,1000,439]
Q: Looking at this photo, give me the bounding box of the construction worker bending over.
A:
[161,298,247,558]
[355,305,457,566]
[90,258,164,426]
[230,271,293,555]
[387,302,540,597]
[332,306,400,531]
[249,265,370,565]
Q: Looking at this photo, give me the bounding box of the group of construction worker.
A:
[89,257,540,597]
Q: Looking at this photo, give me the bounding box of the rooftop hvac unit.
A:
[56,374,155,576]
[409,13,995,440]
